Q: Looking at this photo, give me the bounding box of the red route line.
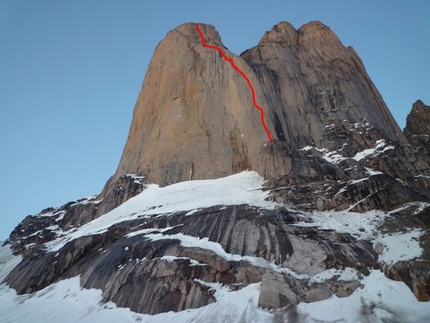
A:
[195,23,273,142]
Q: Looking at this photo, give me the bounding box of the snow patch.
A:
[0,244,22,282]
[160,256,207,266]
[300,140,394,165]
[322,150,347,164]
[415,174,430,179]
[348,177,369,185]
[1,270,429,323]
[353,139,394,161]
[309,267,359,284]
[294,210,423,264]
[375,229,422,264]
[365,167,383,176]
[70,195,100,207]
[294,210,384,240]
[298,270,430,323]
[300,145,347,164]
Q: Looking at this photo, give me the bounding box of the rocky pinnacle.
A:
[103,21,405,189]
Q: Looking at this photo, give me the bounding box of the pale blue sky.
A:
[1,0,429,240]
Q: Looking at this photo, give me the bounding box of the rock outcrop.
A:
[2,21,430,319]
[404,100,430,151]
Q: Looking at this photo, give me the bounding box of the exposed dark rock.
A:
[404,100,430,151]
[382,261,430,301]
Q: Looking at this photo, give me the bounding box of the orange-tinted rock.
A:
[109,21,405,187]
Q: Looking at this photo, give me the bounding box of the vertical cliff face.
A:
[113,23,274,187]
[109,21,405,188]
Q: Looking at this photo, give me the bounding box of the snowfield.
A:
[1,244,429,323]
[43,171,278,252]
[1,171,429,322]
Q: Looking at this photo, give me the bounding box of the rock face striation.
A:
[2,21,430,319]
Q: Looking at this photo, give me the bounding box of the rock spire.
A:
[404,100,430,150]
[106,21,405,189]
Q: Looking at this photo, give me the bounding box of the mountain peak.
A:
[259,21,297,46]
[109,20,406,188]
[299,20,332,31]
[113,21,273,187]
[2,20,430,320]
[173,23,223,47]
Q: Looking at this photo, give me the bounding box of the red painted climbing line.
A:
[195,23,273,142]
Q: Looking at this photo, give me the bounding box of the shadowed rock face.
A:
[404,100,430,151]
[3,21,430,316]
[242,21,405,149]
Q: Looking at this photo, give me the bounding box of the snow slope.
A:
[1,171,429,322]
[1,266,429,323]
[43,171,278,252]
[0,243,22,283]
